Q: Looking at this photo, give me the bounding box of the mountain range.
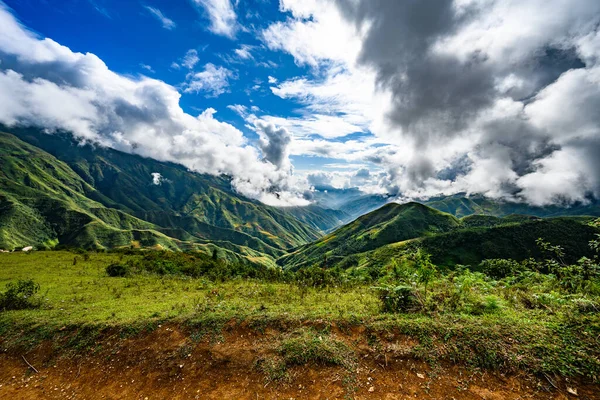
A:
[1,126,599,271]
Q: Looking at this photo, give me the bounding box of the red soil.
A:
[1,323,598,399]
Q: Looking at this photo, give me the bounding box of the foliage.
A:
[0,279,42,310]
[0,127,329,257]
[1,250,600,380]
[106,263,129,277]
[374,284,416,313]
[278,329,356,370]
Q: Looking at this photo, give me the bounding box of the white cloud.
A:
[182,49,200,69]
[234,44,254,60]
[227,104,248,117]
[144,6,176,30]
[0,5,308,206]
[268,76,278,84]
[260,0,600,205]
[151,172,164,185]
[184,63,234,97]
[192,0,238,39]
[140,64,154,73]
[261,0,363,67]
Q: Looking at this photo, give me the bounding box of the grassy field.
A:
[0,251,379,326]
[1,250,600,382]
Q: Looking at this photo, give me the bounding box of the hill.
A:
[0,127,345,263]
[279,201,600,271]
[278,202,460,270]
[425,193,600,218]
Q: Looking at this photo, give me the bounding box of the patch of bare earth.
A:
[0,322,598,399]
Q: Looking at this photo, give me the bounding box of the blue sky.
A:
[1,0,599,206]
[4,0,369,175]
[6,1,297,134]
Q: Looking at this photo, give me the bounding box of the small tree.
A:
[413,249,437,297]
[0,279,42,310]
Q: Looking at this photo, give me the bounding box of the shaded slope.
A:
[0,130,309,264]
[426,193,600,218]
[281,205,348,233]
[0,128,330,256]
[9,126,321,250]
[0,131,178,250]
[331,215,599,271]
[279,202,459,270]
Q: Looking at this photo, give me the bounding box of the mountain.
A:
[338,194,391,220]
[425,193,600,218]
[279,202,600,271]
[310,188,391,222]
[0,127,343,263]
[278,202,460,270]
[348,215,599,271]
[282,205,349,233]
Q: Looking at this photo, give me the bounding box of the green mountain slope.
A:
[0,128,335,265]
[9,127,323,250]
[305,214,599,272]
[0,131,181,251]
[425,193,600,218]
[279,202,460,270]
[278,201,600,271]
[282,205,349,233]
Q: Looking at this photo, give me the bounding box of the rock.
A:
[368,386,375,392]
[567,387,578,396]
[416,373,425,379]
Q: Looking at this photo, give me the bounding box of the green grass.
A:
[0,251,378,326]
[1,250,599,381]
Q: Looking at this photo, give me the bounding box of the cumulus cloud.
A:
[144,6,176,30]
[255,121,292,171]
[192,0,238,39]
[184,63,234,97]
[0,4,308,206]
[262,0,600,205]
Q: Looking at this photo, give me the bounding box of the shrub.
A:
[374,284,417,313]
[106,263,129,277]
[0,279,42,311]
[480,258,523,279]
[278,330,356,370]
[295,266,341,288]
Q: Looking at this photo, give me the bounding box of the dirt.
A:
[0,323,598,400]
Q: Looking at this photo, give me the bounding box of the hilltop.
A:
[280,202,599,270]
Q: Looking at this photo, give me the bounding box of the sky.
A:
[0,0,599,207]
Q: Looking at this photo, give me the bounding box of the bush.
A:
[480,258,524,279]
[278,330,356,370]
[374,284,417,313]
[0,279,42,311]
[106,263,129,277]
[295,266,342,288]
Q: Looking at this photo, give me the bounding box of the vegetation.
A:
[2,125,600,386]
[280,202,599,271]
[0,279,43,310]
[1,227,599,381]
[0,127,344,260]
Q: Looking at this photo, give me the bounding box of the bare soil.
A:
[1,322,598,399]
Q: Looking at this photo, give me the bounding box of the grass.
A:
[0,251,378,326]
[0,250,599,382]
[278,329,357,370]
